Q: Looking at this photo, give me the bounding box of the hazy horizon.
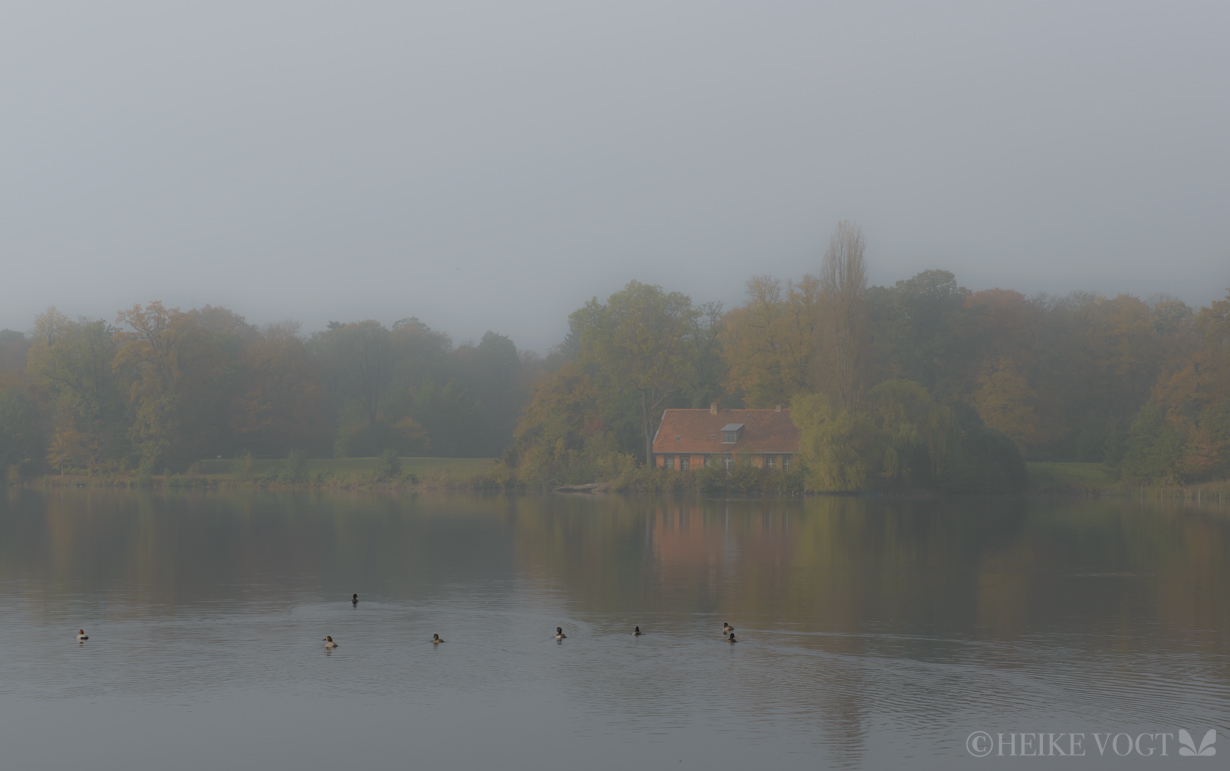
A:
[4,0,1227,353]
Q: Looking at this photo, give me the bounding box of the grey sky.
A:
[3,0,1227,352]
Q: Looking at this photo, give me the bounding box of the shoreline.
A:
[13,471,1230,505]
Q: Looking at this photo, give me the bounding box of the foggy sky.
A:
[3,0,1227,352]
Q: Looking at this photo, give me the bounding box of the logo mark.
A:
[1179,729,1217,757]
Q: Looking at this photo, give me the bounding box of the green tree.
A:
[323,321,394,432]
[869,270,973,399]
[862,379,951,483]
[0,389,44,475]
[791,391,871,491]
[230,322,328,457]
[574,280,701,465]
[1121,403,1186,483]
[26,308,123,464]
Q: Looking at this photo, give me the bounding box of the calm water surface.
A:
[1,490,1227,770]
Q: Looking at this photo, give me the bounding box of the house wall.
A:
[656,453,793,470]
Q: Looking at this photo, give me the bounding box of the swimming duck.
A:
[727,633,738,643]
[351,594,358,606]
[76,629,88,642]
[555,627,567,640]
[633,626,643,636]
[323,636,339,649]
[432,634,444,644]
[722,623,734,634]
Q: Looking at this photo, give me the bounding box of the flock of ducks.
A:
[72,595,741,647]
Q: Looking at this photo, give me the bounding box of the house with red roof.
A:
[651,402,799,471]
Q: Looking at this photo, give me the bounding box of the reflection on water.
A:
[0,490,1227,769]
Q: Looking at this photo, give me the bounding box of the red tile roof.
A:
[652,408,799,455]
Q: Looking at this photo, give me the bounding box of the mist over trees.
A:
[2,305,556,478]
[2,222,1228,491]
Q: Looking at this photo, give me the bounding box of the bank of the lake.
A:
[21,457,1230,503]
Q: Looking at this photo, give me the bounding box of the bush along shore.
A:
[13,453,1230,503]
[14,452,805,495]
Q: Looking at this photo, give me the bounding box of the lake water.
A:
[1,490,1227,770]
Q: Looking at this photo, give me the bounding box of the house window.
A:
[724,454,734,470]
[680,456,690,470]
[764,455,775,469]
[722,431,736,443]
[782,455,791,471]
[662,455,673,470]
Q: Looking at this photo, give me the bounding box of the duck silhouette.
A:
[76,629,88,642]
[323,636,339,649]
[432,634,444,644]
[633,626,643,636]
[726,633,737,643]
[722,623,734,634]
[555,627,567,640]
[351,594,358,606]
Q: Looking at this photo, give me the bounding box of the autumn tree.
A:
[972,357,1040,455]
[722,275,820,406]
[512,362,614,485]
[46,423,88,474]
[816,221,870,409]
[26,308,122,464]
[230,322,328,457]
[113,302,230,468]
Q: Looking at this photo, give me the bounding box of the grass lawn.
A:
[197,456,498,479]
[1026,461,1119,492]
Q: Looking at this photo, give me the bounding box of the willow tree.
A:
[790,391,870,491]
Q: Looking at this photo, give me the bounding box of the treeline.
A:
[0,304,558,479]
[511,223,1230,492]
[2,222,1228,492]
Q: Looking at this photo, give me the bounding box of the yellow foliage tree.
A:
[46,425,86,475]
[722,275,820,407]
[972,357,1040,454]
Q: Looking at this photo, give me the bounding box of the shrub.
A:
[280,450,308,483]
[374,448,402,481]
[235,451,255,478]
[134,459,155,488]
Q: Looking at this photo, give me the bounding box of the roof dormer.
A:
[721,423,744,444]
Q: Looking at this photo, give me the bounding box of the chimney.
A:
[710,401,718,415]
[775,404,782,412]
